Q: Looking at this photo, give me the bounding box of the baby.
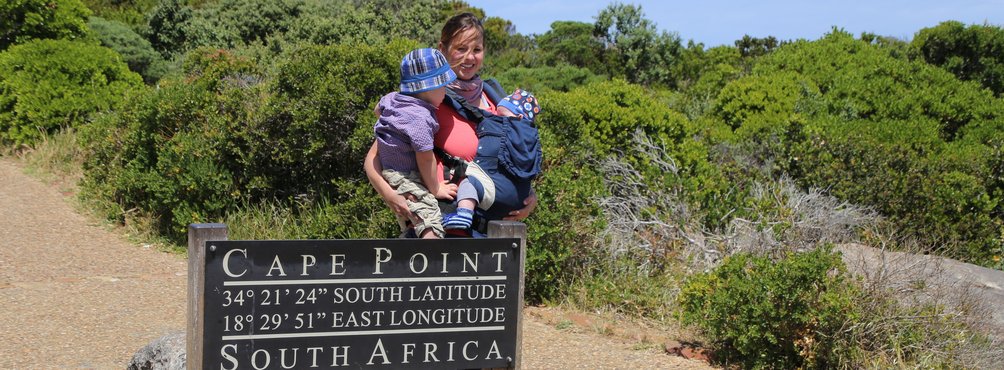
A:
[443,89,540,231]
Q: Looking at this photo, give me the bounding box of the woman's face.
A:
[443,28,484,81]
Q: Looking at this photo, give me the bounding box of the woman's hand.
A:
[504,191,538,221]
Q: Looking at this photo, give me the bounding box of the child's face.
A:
[497,106,518,118]
[416,86,446,107]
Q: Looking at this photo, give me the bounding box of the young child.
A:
[442,89,541,231]
[374,48,458,238]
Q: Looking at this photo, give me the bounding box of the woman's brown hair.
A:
[439,12,484,51]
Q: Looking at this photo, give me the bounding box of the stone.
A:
[127,332,186,370]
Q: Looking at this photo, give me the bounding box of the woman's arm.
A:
[363,141,411,218]
[503,187,537,221]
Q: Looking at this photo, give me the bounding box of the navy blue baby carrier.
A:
[437,79,543,232]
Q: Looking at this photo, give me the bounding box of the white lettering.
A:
[373,248,392,274]
[222,249,247,278]
[306,347,323,368]
[367,339,391,365]
[331,346,350,367]
[251,349,271,370]
[424,343,439,363]
[220,344,239,370]
[330,254,346,275]
[486,340,502,360]
[492,251,507,272]
[461,252,479,272]
[409,253,428,274]
[266,255,287,277]
[402,343,415,364]
[279,348,298,369]
[462,341,478,361]
[301,255,316,276]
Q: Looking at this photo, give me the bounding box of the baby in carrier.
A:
[442,89,541,231]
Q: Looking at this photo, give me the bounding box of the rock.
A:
[664,340,711,362]
[127,332,186,370]
[837,243,1004,340]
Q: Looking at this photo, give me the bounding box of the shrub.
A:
[0,39,142,145]
[524,158,606,302]
[79,40,415,240]
[0,0,92,50]
[757,31,1002,140]
[792,118,1001,263]
[224,181,400,241]
[678,247,858,369]
[87,16,168,83]
[492,64,603,93]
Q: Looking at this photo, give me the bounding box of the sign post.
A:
[187,222,525,370]
[188,223,228,370]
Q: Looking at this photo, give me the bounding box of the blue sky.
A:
[466,0,1004,47]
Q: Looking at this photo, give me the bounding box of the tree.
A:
[0,0,92,50]
[536,21,607,75]
[911,21,1004,96]
[734,34,779,58]
[593,3,682,88]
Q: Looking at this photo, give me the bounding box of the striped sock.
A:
[443,208,474,230]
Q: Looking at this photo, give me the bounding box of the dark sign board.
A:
[203,238,520,370]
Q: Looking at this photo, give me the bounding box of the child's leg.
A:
[443,180,479,230]
[382,170,444,238]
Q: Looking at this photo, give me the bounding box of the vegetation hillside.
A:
[3,0,1003,367]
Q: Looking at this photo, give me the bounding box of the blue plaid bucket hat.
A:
[498,88,541,123]
[400,48,457,94]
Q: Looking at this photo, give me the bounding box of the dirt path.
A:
[0,158,711,369]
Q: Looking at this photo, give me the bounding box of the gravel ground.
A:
[0,158,712,369]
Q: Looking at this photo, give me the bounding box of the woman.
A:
[364,12,538,236]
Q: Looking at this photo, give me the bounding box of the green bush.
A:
[79,40,414,240]
[524,159,606,302]
[731,31,1004,266]
[757,31,1002,140]
[792,118,1001,263]
[79,77,220,236]
[144,0,446,58]
[241,40,413,199]
[88,16,168,83]
[81,0,158,28]
[0,0,92,50]
[224,181,399,241]
[0,39,143,145]
[678,247,858,369]
[492,64,603,93]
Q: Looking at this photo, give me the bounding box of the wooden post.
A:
[187,223,228,370]
[487,221,526,370]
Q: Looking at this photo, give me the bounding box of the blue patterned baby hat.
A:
[497,89,541,123]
